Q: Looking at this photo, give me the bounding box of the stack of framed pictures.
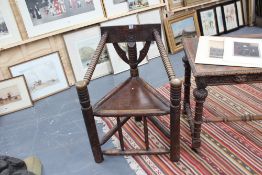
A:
[197,0,244,36]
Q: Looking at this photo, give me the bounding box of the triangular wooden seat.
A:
[93,77,170,117]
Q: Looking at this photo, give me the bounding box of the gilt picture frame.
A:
[0,76,33,116]
[167,0,184,10]
[0,1,21,48]
[184,0,210,6]
[165,11,200,53]
[16,0,105,37]
[63,25,113,82]
[9,52,69,101]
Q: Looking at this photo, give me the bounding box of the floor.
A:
[0,27,261,175]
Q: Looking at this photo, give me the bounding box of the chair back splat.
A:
[76,24,182,163]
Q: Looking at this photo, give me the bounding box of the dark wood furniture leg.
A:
[170,79,182,161]
[76,81,104,163]
[192,80,208,153]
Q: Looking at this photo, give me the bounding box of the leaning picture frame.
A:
[198,7,218,36]
[9,52,69,101]
[236,0,245,27]
[222,1,239,32]
[16,0,105,37]
[63,25,113,82]
[0,1,21,48]
[165,11,200,53]
[103,0,129,17]
[215,6,225,34]
[0,76,33,116]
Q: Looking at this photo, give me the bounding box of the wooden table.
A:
[182,37,262,153]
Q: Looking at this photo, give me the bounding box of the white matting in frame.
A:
[0,76,33,116]
[0,1,21,47]
[103,0,129,17]
[101,14,148,74]
[16,0,105,37]
[9,52,69,101]
[63,25,113,82]
[137,9,166,59]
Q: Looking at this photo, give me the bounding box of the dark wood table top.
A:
[183,36,262,77]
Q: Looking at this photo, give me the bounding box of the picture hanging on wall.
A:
[103,0,129,17]
[16,0,105,37]
[0,76,33,116]
[63,25,113,82]
[167,0,184,10]
[165,11,200,53]
[198,7,218,36]
[236,0,244,27]
[9,52,69,101]
[101,14,148,74]
[184,0,210,6]
[127,0,160,11]
[222,1,238,32]
[0,1,21,48]
[215,6,225,34]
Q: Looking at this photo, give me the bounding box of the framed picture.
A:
[128,0,149,10]
[236,0,244,27]
[0,76,33,116]
[165,11,200,53]
[137,9,166,59]
[0,1,21,47]
[101,15,148,74]
[63,25,113,82]
[215,6,225,34]
[103,0,129,17]
[222,1,239,32]
[167,0,184,10]
[9,52,69,101]
[184,0,210,6]
[16,0,105,37]
[198,7,218,36]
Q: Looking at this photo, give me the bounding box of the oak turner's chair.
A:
[76,24,182,163]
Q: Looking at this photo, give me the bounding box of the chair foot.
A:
[192,147,201,154]
[135,116,142,122]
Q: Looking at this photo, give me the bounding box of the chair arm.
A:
[153,29,176,81]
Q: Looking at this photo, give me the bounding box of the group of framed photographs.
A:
[197,0,244,36]
[0,52,69,116]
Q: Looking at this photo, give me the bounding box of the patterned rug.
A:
[100,82,262,175]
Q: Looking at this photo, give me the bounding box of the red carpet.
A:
[101,82,262,175]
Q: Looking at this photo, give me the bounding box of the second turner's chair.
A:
[76,24,182,163]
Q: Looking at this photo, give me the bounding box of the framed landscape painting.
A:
[64,25,113,82]
[222,1,238,32]
[0,76,32,116]
[128,0,149,10]
[9,52,69,101]
[103,0,129,17]
[16,0,105,37]
[0,1,21,47]
[198,8,218,36]
[165,11,200,53]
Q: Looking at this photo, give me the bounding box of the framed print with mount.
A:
[222,1,239,32]
[63,25,113,82]
[16,0,105,37]
[215,6,225,34]
[197,7,218,36]
[236,0,245,27]
[0,76,33,116]
[9,52,69,101]
[103,0,129,17]
[165,11,200,53]
[167,0,184,10]
[0,1,21,48]
[184,0,210,6]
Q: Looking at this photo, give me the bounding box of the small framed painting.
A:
[184,0,210,6]
[236,0,244,27]
[0,76,33,116]
[215,6,225,34]
[9,52,69,101]
[128,0,149,11]
[103,0,129,17]
[165,11,200,53]
[167,0,184,10]
[198,7,218,36]
[16,0,105,37]
[222,1,239,32]
[63,25,113,82]
[0,1,21,47]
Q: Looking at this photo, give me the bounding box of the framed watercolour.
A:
[0,76,32,116]
[184,0,210,6]
[222,1,238,32]
[236,0,244,27]
[103,0,129,17]
[198,8,218,36]
[165,11,200,53]
[128,0,149,10]
[0,1,21,47]
[215,6,225,34]
[167,0,184,10]
[9,52,69,101]
[16,0,105,37]
[101,15,147,74]
[63,25,113,82]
